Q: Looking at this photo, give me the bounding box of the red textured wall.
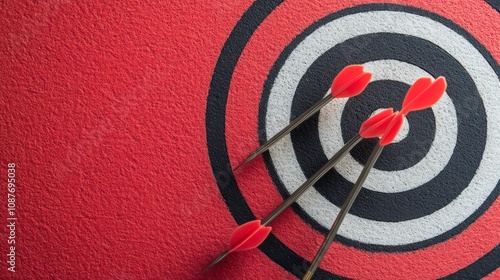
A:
[1,0,499,279]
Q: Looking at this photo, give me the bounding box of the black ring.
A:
[207,2,500,278]
[262,22,498,252]
[281,32,481,223]
[342,81,435,171]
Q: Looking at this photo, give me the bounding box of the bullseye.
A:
[369,108,410,143]
[206,1,500,278]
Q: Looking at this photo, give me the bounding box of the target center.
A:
[370,108,409,143]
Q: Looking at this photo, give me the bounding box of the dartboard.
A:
[205,1,499,279]
[1,0,498,279]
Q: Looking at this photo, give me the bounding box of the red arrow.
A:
[203,65,373,273]
[200,220,271,274]
[302,76,448,280]
[234,64,372,171]
[202,75,447,277]
[380,76,447,145]
[358,77,447,146]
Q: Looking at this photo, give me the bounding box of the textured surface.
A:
[0,0,499,279]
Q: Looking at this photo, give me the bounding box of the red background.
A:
[0,0,499,279]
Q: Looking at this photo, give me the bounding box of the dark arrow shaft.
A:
[303,144,384,280]
[199,250,230,275]
[234,94,334,170]
[261,134,362,226]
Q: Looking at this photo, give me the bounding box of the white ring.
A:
[265,10,500,245]
[318,60,457,193]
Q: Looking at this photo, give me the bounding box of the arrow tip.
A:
[233,151,259,171]
[233,161,245,172]
[199,250,230,275]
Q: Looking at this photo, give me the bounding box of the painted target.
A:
[206,1,500,279]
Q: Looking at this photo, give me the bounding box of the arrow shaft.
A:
[200,250,230,275]
[302,144,384,280]
[261,134,362,226]
[235,94,334,170]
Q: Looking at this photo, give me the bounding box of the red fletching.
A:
[379,113,405,146]
[401,76,447,115]
[229,220,260,245]
[331,65,364,91]
[376,76,447,146]
[359,108,395,139]
[338,72,372,98]
[402,77,433,111]
[331,65,372,98]
[228,220,271,252]
[232,226,272,252]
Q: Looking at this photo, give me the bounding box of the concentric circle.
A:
[206,1,500,278]
[262,9,499,248]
